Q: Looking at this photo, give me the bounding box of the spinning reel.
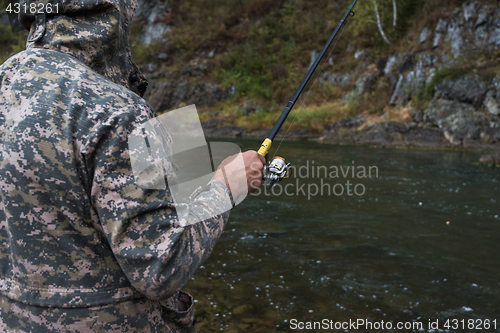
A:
[263,156,292,190]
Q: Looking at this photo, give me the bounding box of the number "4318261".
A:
[6,2,59,15]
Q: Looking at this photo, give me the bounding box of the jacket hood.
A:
[19,0,148,97]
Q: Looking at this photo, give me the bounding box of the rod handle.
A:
[257,138,272,157]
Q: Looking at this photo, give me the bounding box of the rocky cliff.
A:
[330,1,500,150]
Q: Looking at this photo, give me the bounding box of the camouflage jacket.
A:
[0,1,231,332]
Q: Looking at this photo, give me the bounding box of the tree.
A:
[372,0,391,44]
[393,0,397,27]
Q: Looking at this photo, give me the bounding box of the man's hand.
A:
[211,150,265,199]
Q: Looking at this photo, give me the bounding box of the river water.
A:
[185,139,500,332]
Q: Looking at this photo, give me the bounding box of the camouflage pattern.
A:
[0,0,232,331]
[18,0,148,97]
[0,290,197,332]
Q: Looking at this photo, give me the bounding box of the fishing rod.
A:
[257,0,359,189]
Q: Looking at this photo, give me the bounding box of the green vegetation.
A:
[234,102,345,133]
[352,0,425,52]
[209,0,426,106]
[130,21,158,64]
[0,22,27,64]
[412,50,500,110]
[413,65,472,109]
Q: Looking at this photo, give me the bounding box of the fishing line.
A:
[271,12,353,160]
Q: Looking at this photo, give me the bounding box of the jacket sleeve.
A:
[87,105,232,301]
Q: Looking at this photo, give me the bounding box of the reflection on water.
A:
[185,139,500,332]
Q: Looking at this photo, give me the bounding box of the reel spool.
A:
[264,156,292,190]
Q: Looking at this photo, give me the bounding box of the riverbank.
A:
[202,115,500,168]
[202,118,500,152]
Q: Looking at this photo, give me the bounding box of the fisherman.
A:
[0,0,264,331]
